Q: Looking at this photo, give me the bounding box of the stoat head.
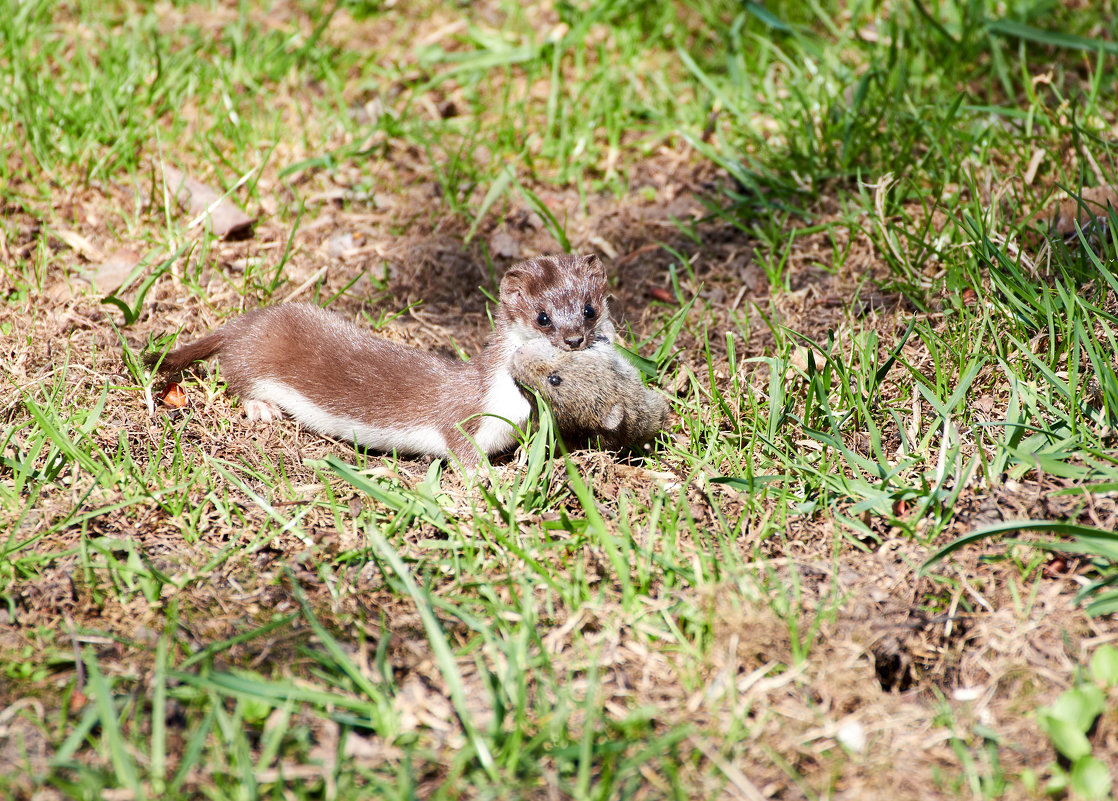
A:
[497,253,612,351]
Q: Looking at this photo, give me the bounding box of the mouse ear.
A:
[601,402,624,431]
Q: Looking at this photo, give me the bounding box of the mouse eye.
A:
[536,312,552,327]
[548,374,562,387]
[583,303,597,319]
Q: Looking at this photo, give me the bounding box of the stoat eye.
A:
[548,373,562,387]
[536,312,552,327]
[583,303,597,319]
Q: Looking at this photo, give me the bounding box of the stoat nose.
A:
[563,334,585,349]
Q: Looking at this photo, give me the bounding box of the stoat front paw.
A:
[243,399,285,422]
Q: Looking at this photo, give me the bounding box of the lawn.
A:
[2,1,1117,799]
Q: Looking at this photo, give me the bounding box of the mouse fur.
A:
[510,338,668,450]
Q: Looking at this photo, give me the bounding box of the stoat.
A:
[150,254,616,464]
[510,338,668,450]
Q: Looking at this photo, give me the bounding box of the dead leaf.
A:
[52,228,106,262]
[1023,149,1045,186]
[327,232,357,259]
[1029,184,1118,238]
[742,263,768,296]
[587,234,617,259]
[648,287,676,304]
[787,344,825,376]
[0,227,12,265]
[1043,556,1068,579]
[161,165,256,239]
[86,248,142,293]
[488,228,520,259]
[973,394,995,415]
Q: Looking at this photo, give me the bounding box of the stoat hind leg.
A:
[243,398,285,423]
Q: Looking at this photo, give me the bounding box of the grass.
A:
[2,0,1118,799]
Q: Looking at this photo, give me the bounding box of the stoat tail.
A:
[146,331,224,373]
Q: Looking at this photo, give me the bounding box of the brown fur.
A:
[154,332,225,373]
[158,302,491,440]
[497,254,615,348]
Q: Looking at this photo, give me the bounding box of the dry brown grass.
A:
[3,2,1118,799]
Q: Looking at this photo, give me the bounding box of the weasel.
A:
[510,338,669,451]
[150,254,616,464]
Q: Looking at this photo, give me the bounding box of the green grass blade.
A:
[987,18,1118,55]
[921,520,1118,574]
[364,520,498,779]
[84,649,145,800]
[286,568,387,704]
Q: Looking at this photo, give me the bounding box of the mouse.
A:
[509,338,669,451]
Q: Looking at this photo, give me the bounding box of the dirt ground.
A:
[2,74,1117,797]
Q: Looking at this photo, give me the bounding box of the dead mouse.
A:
[510,338,668,451]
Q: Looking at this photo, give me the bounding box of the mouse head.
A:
[509,339,625,432]
[511,339,670,449]
[498,254,611,351]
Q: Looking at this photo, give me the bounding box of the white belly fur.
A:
[472,366,532,454]
[249,379,449,456]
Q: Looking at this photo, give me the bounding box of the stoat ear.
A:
[581,253,606,282]
[499,267,526,300]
